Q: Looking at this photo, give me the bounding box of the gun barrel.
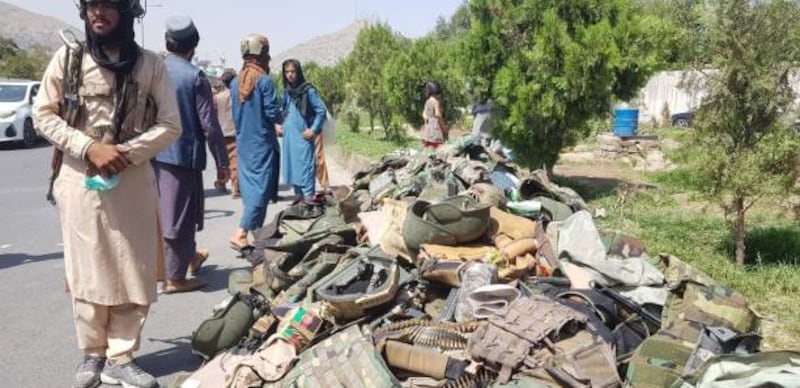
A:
[594,283,661,328]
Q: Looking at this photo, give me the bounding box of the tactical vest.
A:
[272,325,400,388]
[467,294,621,387]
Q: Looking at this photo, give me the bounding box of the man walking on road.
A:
[154,16,229,294]
[214,69,240,198]
[33,0,181,387]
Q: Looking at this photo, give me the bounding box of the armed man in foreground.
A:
[33,0,181,387]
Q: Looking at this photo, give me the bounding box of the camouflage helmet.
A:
[79,0,145,18]
[240,34,270,58]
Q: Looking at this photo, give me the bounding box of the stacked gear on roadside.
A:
[172,135,797,388]
[625,255,763,388]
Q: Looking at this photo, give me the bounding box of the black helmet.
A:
[78,0,145,18]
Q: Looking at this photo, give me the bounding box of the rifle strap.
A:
[47,40,86,205]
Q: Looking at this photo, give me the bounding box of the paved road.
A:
[0,140,350,387]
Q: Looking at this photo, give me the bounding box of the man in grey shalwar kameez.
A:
[154,16,229,294]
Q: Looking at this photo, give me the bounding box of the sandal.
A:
[189,250,209,276]
[230,240,255,257]
[160,278,207,294]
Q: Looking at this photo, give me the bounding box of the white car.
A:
[0,79,41,148]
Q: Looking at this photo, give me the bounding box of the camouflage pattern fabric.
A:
[270,325,400,388]
[626,256,760,387]
[670,351,800,388]
[461,183,508,209]
[600,230,647,259]
[468,295,620,386]
[518,169,587,211]
[658,255,759,333]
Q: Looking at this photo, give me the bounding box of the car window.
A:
[29,84,40,104]
[0,84,28,102]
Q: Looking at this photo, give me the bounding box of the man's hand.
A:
[275,124,283,137]
[86,143,130,177]
[302,128,315,140]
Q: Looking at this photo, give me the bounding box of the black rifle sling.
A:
[47,42,85,205]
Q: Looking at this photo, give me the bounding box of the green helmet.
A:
[79,0,145,18]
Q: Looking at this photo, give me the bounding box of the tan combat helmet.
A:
[240,34,270,58]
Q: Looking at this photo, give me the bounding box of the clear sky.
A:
[4,0,464,67]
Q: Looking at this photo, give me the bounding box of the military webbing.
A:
[489,296,587,345]
[468,323,535,382]
[272,325,401,388]
[47,38,85,205]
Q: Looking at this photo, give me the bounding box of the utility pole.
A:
[139,1,164,49]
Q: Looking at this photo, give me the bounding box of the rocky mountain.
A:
[272,20,368,69]
[0,1,83,53]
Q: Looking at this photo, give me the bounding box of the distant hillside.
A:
[272,20,368,69]
[0,1,83,53]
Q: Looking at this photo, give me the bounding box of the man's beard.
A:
[86,12,136,46]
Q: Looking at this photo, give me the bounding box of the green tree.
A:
[431,1,471,41]
[346,23,404,134]
[304,61,347,116]
[687,0,800,266]
[461,0,663,173]
[0,38,48,80]
[0,38,20,60]
[637,0,708,69]
[384,38,466,129]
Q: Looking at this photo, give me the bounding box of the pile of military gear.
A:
[174,136,799,388]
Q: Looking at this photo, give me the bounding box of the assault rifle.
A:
[593,282,662,330]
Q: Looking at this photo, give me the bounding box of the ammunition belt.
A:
[374,319,485,351]
[407,326,470,351]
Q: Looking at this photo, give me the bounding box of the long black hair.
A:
[282,59,314,119]
[425,81,443,99]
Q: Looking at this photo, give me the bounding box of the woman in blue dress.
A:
[278,59,327,203]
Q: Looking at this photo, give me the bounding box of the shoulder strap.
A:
[47,34,86,205]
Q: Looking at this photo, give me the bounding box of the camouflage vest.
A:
[270,325,400,388]
[467,295,621,387]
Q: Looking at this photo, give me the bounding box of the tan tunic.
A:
[34,46,181,306]
[213,88,236,138]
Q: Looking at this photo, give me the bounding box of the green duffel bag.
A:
[191,293,258,361]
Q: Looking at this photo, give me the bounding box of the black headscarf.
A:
[84,5,140,141]
[85,7,140,80]
[282,59,313,119]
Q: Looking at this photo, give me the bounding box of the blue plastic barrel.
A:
[613,108,639,137]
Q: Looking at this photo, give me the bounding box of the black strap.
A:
[48,42,86,205]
